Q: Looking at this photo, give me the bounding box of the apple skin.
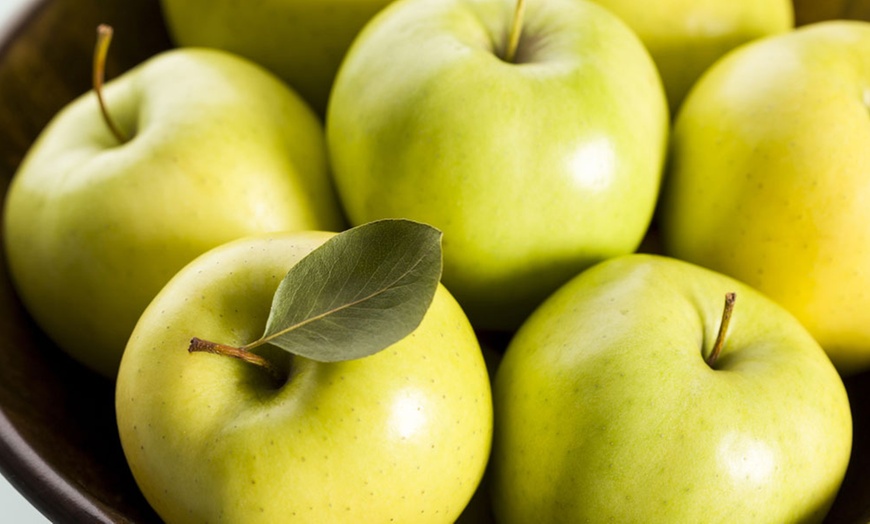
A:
[658,20,870,374]
[327,0,669,331]
[590,0,793,112]
[490,254,852,523]
[159,0,396,116]
[115,231,493,523]
[3,48,344,378]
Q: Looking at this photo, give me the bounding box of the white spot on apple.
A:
[390,391,428,439]
[718,432,776,484]
[567,137,617,193]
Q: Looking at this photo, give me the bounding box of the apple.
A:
[589,0,793,112]
[159,0,396,116]
[115,230,493,523]
[658,20,870,374]
[490,253,852,523]
[327,0,669,331]
[3,44,345,378]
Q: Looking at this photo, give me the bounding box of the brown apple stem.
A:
[503,0,527,63]
[93,24,128,144]
[188,337,282,379]
[705,292,736,368]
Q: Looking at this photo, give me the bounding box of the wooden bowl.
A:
[0,0,868,522]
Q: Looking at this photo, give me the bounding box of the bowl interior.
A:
[0,0,869,522]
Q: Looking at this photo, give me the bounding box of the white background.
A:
[1,0,54,522]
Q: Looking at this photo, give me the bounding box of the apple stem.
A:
[705,292,736,368]
[502,0,527,63]
[188,337,282,380]
[93,24,128,144]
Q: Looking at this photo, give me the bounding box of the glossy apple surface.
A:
[328,0,669,331]
[491,254,852,523]
[659,20,870,374]
[116,231,493,523]
[3,48,344,377]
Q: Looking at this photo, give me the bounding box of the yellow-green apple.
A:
[159,0,396,116]
[3,46,344,378]
[327,0,669,331]
[491,253,852,523]
[115,229,493,523]
[659,20,870,374]
[589,0,793,112]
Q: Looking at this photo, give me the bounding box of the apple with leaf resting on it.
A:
[327,0,669,331]
[116,220,493,524]
[159,0,396,116]
[659,20,870,374]
[2,26,344,378]
[491,254,852,524]
[588,0,793,112]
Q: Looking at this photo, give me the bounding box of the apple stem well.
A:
[705,292,736,368]
[502,0,527,63]
[93,24,128,144]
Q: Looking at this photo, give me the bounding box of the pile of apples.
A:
[2,0,868,522]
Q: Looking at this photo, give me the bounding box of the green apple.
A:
[658,20,870,374]
[3,46,344,378]
[115,230,493,523]
[491,253,851,523]
[327,0,669,331]
[589,0,793,112]
[159,0,396,116]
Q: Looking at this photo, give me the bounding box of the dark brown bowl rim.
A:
[0,1,120,522]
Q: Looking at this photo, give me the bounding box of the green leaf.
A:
[258,219,443,362]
